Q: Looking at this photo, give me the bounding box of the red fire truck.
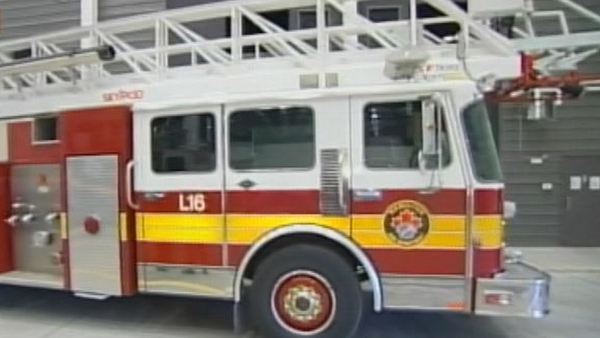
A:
[5,0,597,336]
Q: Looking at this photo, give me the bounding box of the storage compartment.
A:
[0,164,64,288]
[0,119,64,288]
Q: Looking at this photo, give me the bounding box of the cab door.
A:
[350,93,469,309]
[134,106,225,294]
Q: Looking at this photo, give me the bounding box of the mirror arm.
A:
[418,150,426,175]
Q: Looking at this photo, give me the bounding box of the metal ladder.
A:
[0,0,599,94]
[510,0,600,75]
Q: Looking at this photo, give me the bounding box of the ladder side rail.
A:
[553,0,600,26]
[45,40,111,79]
[161,19,224,67]
[239,6,317,55]
[162,19,231,63]
[0,52,21,90]
[32,42,70,85]
[93,30,152,76]
[0,52,36,88]
[326,0,397,49]
[97,31,157,72]
[236,6,316,58]
[426,0,514,56]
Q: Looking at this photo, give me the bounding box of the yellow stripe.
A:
[353,215,502,248]
[227,214,349,244]
[137,213,502,249]
[60,212,68,240]
[120,213,128,242]
[138,213,223,243]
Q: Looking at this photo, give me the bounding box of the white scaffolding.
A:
[0,0,599,94]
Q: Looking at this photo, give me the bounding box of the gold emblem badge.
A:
[383,200,430,246]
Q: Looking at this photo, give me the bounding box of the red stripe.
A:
[474,189,503,215]
[120,212,137,296]
[136,189,502,215]
[352,189,466,215]
[228,244,250,267]
[367,248,502,277]
[138,242,223,266]
[138,192,223,213]
[138,242,501,278]
[227,190,320,214]
[353,189,503,215]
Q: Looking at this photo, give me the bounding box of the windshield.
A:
[462,100,503,182]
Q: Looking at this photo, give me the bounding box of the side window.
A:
[151,113,216,173]
[229,107,315,170]
[33,116,58,143]
[364,100,450,169]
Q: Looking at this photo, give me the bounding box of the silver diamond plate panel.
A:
[10,164,62,276]
[67,155,121,296]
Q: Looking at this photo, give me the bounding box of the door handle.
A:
[566,196,572,211]
[238,179,256,189]
[126,160,140,210]
[143,192,166,201]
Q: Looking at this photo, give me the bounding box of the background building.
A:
[1,0,599,247]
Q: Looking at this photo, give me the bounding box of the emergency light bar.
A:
[0,45,116,79]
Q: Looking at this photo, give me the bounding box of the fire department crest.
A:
[383,200,430,246]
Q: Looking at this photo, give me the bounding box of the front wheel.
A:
[249,244,365,338]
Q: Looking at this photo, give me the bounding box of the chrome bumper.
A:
[475,260,550,318]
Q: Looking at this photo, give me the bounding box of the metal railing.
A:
[0,0,599,93]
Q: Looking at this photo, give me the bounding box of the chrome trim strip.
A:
[382,275,465,311]
[220,104,228,267]
[446,92,476,312]
[353,189,383,201]
[233,224,383,312]
[0,271,63,290]
[139,263,235,299]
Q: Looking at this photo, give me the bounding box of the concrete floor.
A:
[0,270,598,338]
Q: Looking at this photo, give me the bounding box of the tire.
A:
[249,244,365,338]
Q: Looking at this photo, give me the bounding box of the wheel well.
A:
[242,233,364,282]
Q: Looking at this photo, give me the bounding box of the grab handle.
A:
[126,160,140,210]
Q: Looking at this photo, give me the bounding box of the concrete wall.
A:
[0,0,80,40]
[99,0,165,20]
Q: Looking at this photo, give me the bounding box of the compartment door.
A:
[67,155,121,295]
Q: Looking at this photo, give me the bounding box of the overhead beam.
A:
[514,31,600,52]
